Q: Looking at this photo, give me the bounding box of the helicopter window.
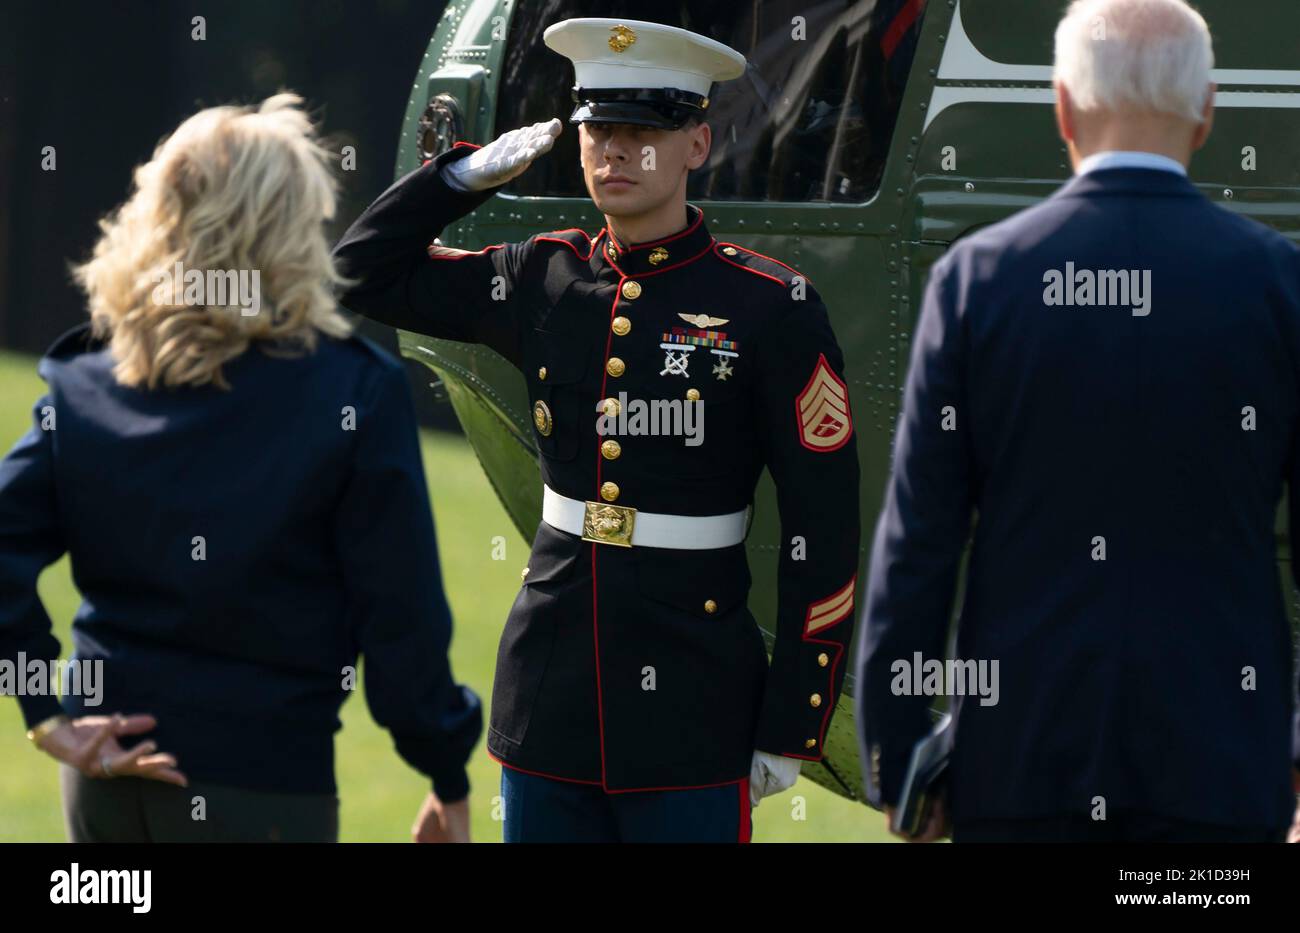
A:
[495,0,926,203]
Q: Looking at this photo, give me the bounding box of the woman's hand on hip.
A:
[36,713,188,787]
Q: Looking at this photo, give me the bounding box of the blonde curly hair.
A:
[72,92,352,390]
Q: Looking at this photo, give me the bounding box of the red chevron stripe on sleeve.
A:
[795,353,853,452]
[805,577,856,636]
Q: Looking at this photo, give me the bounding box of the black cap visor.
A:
[569,86,708,130]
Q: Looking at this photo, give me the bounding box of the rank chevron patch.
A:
[795,353,853,452]
[805,577,856,636]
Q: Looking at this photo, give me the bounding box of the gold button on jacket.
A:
[532,400,552,436]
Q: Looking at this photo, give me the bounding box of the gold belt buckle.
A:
[581,501,637,547]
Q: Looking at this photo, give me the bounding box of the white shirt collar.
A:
[1076,150,1188,178]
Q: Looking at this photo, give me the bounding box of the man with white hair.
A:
[857,0,1300,842]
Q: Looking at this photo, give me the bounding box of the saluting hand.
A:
[412,790,471,843]
[36,713,188,787]
[442,118,563,192]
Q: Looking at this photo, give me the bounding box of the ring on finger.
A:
[100,755,114,778]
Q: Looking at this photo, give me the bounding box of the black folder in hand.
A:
[891,713,953,838]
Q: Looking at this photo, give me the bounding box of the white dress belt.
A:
[542,485,749,550]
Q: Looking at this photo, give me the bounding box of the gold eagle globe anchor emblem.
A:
[590,507,626,537]
[608,25,637,53]
[582,502,637,547]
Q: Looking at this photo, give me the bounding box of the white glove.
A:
[441,118,563,193]
[748,750,802,807]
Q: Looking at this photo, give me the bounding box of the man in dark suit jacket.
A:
[856,0,1300,842]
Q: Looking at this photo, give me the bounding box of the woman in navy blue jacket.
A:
[0,94,481,842]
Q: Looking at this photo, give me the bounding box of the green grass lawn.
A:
[0,348,888,842]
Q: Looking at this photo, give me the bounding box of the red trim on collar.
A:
[605,235,716,278]
[604,205,706,254]
[601,207,713,275]
[601,238,627,277]
[628,239,716,279]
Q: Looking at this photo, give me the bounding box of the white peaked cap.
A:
[544,18,746,98]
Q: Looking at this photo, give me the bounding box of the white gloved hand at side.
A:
[441,118,563,192]
[749,750,802,807]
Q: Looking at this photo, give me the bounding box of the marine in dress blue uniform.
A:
[334,19,861,842]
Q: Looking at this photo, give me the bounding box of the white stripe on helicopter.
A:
[926,0,1300,131]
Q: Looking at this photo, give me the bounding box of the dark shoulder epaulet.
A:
[533,227,598,260]
[42,322,100,361]
[712,241,813,288]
